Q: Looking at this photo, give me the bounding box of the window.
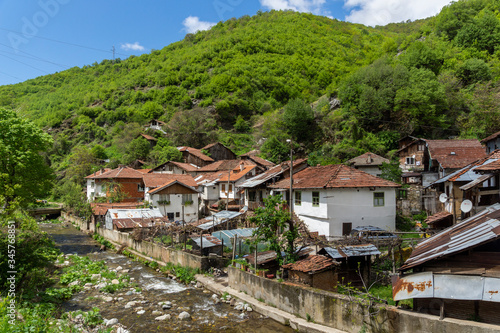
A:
[229,184,233,193]
[405,157,415,165]
[138,184,145,192]
[182,194,193,204]
[295,191,302,206]
[221,184,226,192]
[397,189,407,200]
[374,192,385,206]
[175,212,180,218]
[417,144,425,151]
[249,191,256,202]
[90,181,95,188]
[159,194,170,203]
[312,191,320,207]
[168,166,174,171]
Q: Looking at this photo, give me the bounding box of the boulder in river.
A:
[155,314,171,321]
[105,318,119,326]
[178,311,191,321]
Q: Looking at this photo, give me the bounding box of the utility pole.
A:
[226,168,231,211]
[286,139,293,217]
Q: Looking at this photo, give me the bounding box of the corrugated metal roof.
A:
[107,208,164,219]
[195,210,243,230]
[239,159,307,188]
[319,244,380,259]
[459,174,494,191]
[393,272,500,303]
[213,228,256,239]
[191,235,223,248]
[400,203,500,271]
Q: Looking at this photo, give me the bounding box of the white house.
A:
[347,152,389,178]
[149,161,199,176]
[270,164,400,237]
[142,173,200,223]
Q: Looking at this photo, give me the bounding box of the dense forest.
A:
[1,0,500,200]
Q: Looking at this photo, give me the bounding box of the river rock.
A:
[229,298,236,306]
[117,297,124,301]
[111,279,120,285]
[152,310,162,315]
[116,266,123,271]
[245,305,253,312]
[102,296,113,302]
[196,282,203,288]
[162,301,172,310]
[105,318,119,326]
[235,303,244,311]
[137,310,145,315]
[68,280,79,287]
[121,269,129,273]
[178,312,191,320]
[117,326,129,333]
[95,282,107,289]
[124,301,138,309]
[155,314,171,321]
[84,283,93,287]
[125,291,134,296]
[91,274,101,280]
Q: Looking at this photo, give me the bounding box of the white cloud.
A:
[344,0,453,26]
[259,0,330,16]
[182,16,216,34]
[120,42,145,51]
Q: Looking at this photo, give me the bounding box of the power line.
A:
[0,47,68,69]
[0,70,21,80]
[0,26,129,57]
[0,53,48,74]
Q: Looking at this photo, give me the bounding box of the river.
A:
[40,223,294,332]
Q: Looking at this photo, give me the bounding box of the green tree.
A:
[124,136,151,164]
[456,58,492,86]
[149,137,183,165]
[260,136,290,164]
[282,98,314,142]
[380,160,402,183]
[249,195,299,265]
[65,146,98,185]
[0,109,54,208]
[167,107,218,148]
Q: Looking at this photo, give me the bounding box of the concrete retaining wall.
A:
[62,211,226,271]
[228,267,500,333]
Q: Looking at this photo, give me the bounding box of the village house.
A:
[201,142,236,161]
[481,130,500,154]
[144,119,166,133]
[85,166,145,203]
[178,146,214,167]
[143,173,199,223]
[239,150,275,170]
[347,152,389,178]
[104,208,170,232]
[430,150,500,223]
[196,163,260,209]
[269,164,400,238]
[239,159,308,210]
[149,160,199,176]
[393,203,500,325]
[196,159,259,175]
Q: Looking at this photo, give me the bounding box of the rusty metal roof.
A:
[191,235,223,248]
[319,244,380,259]
[239,159,307,188]
[481,130,500,144]
[178,146,214,162]
[424,211,453,225]
[459,174,494,191]
[426,139,486,169]
[400,203,500,271]
[393,272,500,303]
[113,218,170,230]
[282,255,338,273]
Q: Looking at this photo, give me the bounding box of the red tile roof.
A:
[347,152,389,166]
[448,150,500,181]
[426,139,486,169]
[150,161,199,173]
[148,179,199,195]
[91,202,143,216]
[197,159,255,172]
[424,211,453,225]
[139,133,157,141]
[481,130,500,144]
[178,146,214,162]
[85,166,144,179]
[473,159,500,172]
[282,255,338,273]
[246,155,275,167]
[143,173,198,188]
[270,164,400,189]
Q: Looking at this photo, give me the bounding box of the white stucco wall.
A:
[151,193,198,223]
[356,166,382,177]
[87,179,105,202]
[293,187,396,237]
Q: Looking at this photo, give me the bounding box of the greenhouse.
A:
[212,228,268,255]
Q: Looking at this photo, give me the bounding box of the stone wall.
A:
[228,267,500,333]
[63,211,227,271]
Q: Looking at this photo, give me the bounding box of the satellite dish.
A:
[461,200,473,213]
[439,193,448,203]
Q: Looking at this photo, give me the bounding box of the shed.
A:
[190,235,224,256]
[393,203,500,325]
[104,208,170,231]
[282,255,339,292]
[318,244,380,286]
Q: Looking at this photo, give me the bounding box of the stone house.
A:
[481,130,500,154]
[269,164,400,238]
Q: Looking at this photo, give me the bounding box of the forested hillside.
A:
[1,0,500,201]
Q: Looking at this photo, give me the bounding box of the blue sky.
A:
[0,0,452,86]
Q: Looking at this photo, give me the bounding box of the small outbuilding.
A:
[282,255,339,292]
